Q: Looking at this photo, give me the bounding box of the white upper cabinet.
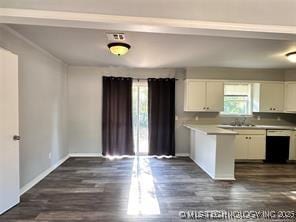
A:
[206,82,224,112]
[285,82,296,112]
[184,80,206,111]
[184,80,224,112]
[253,82,284,113]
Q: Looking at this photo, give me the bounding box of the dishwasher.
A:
[265,130,291,163]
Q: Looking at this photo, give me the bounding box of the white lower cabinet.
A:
[290,133,296,160]
[248,135,266,159]
[234,130,266,160]
[235,135,249,159]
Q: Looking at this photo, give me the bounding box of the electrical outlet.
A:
[257,116,261,121]
[195,116,199,121]
[175,116,179,121]
[48,152,52,159]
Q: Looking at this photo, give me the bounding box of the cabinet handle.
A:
[249,137,251,139]
[203,107,206,110]
[207,107,210,110]
[13,135,20,141]
[270,108,272,110]
[245,137,248,139]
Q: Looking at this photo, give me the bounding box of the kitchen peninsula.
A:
[185,125,238,180]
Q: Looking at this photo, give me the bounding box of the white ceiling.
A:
[8,24,296,68]
[2,0,296,26]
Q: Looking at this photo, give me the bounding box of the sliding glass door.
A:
[132,81,148,155]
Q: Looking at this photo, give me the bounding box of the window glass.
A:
[222,83,252,115]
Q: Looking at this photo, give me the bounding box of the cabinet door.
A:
[184,80,206,111]
[234,135,249,159]
[291,135,296,160]
[260,83,284,112]
[285,83,296,112]
[206,81,224,112]
[248,135,266,159]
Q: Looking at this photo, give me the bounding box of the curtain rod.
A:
[133,78,179,81]
[103,76,180,81]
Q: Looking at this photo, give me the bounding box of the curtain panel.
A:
[148,78,175,156]
[102,76,134,156]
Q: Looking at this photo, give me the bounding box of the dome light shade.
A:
[108,42,131,56]
[286,51,296,63]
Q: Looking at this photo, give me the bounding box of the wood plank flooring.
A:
[1,157,296,221]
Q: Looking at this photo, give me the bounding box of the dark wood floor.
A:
[1,157,296,221]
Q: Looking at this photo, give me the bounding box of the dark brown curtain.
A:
[102,76,134,156]
[148,78,175,156]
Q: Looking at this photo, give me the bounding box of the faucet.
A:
[241,117,247,126]
[231,118,241,126]
[229,117,254,127]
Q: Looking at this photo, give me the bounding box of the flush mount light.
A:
[108,42,131,56]
[286,51,296,63]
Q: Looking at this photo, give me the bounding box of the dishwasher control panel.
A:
[266,130,292,137]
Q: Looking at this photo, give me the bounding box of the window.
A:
[222,83,252,115]
[132,80,149,155]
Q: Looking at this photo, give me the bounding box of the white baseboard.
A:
[69,153,102,157]
[20,154,70,195]
[176,153,189,157]
[69,153,187,157]
[213,176,236,181]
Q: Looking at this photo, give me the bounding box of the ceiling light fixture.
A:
[286,51,296,63]
[108,42,131,56]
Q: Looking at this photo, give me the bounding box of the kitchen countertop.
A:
[218,124,296,130]
[185,124,296,135]
[184,124,238,135]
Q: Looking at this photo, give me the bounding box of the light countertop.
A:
[184,124,238,135]
[184,124,296,135]
[218,124,296,130]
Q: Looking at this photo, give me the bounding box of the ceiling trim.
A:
[0,24,65,64]
[1,8,296,40]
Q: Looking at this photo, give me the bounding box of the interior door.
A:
[0,48,20,214]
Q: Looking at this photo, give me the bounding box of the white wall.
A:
[67,66,184,154]
[0,25,68,187]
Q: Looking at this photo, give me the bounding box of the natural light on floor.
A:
[284,191,296,201]
[127,157,160,215]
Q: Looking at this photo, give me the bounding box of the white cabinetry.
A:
[234,130,266,160]
[248,135,266,159]
[184,80,224,112]
[253,82,284,112]
[285,82,296,112]
[184,80,206,111]
[290,132,296,160]
[234,135,249,159]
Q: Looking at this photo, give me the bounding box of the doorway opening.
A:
[132,80,149,155]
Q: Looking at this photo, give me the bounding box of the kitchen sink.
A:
[219,124,256,128]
